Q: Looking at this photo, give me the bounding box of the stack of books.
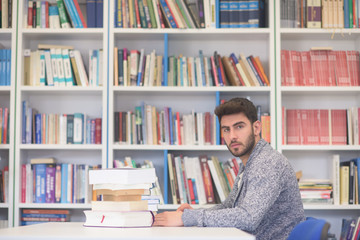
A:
[84,168,157,228]
[298,179,333,204]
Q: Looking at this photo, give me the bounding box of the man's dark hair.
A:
[214,98,258,124]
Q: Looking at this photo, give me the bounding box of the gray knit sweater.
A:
[182,139,305,240]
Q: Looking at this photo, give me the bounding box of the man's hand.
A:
[153,211,184,227]
[176,203,193,212]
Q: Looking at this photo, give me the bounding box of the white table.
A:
[0,222,255,240]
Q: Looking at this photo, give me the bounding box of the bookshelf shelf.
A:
[22,28,104,34]
[20,86,104,94]
[0,145,10,150]
[0,87,11,92]
[112,145,228,151]
[0,29,13,34]
[19,144,103,150]
[281,86,360,93]
[0,203,9,209]
[113,28,271,35]
[303,205,360,210]
[113,86,271,92]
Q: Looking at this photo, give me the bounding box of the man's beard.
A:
[226,131,256,158]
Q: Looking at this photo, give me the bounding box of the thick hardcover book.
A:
[96,0,103,27]
[89,168,156,185]
[86,0,96,27]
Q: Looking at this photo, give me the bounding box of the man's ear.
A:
[253,120,262,136]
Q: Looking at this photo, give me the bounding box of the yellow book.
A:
[340,165,349,205]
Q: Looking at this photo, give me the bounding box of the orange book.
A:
[261,114,271,143]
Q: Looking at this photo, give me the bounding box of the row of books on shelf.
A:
[0,49,11,86]
[25,0,103,29]
[114,107,217,146]
[0,0,12,28]
[24,45,103,87]
[167,154,239,204]
[281,0,352,28]
[0,107,9,144]
[0,166,9,203]
[20,209,70,226]
[283,107,360,145]
[85,167,159,228]
[115,0,266,29]
[298,179,333,204]
[340,217,360,240]
[21,158,101,204]
[114,48,269,87]
[22,101,102,144]
[281,49,360,86]
[329,155,359,206]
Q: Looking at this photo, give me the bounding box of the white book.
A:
[89,168,156,185]
[192,157,207,205]
[127,111,132,144]
[137,48,145,85]
[88,49,93,86]
[149,50,156,86]
[207,159,226,202]
[72,50,89,86]
[145,104,153,144]
[50,48,59,86]
[143,54,151,86]
[188,57,196,86]
[26,163,33,203]
[197,112,204,145]
[39,50,46,86]
[98,49,103,86]
[55,48,66,86]
[203,0,211,28]
[73,113,83,144]
[174,156,185,204]
[239,53,259,86]
[59,114,67,145]
[209,0,216,28]
[62,49,74,86]
[44,51,54,86]
[347,108,353,145]
[1,0,8,28]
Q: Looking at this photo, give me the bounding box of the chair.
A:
[287,217,332,240]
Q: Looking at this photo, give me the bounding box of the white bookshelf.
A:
[12,0,109,227]
[276,2,360,238]
[0,0,17,228]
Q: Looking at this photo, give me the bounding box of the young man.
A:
[154,97,305,240]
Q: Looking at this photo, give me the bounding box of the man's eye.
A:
[223,129,229,133]
[236,125,243,129]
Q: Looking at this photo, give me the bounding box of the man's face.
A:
[221,112,259,159]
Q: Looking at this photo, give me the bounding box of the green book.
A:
[146,0,157,28]
[56,0,71,28]
[138,0,148,28]
[36,1,41,28]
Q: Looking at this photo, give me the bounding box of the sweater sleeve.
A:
[182,152,285,232]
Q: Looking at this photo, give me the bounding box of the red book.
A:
[229,55,245,86]
[27,2,33,28]
[300,51,315,86]
[156,0,165,28]
[210,56,220,86]
[327,51,337,86]
[21,164,26,203]
[286,109,301,145]
[289,50,301,86]
[335,50,351,86]
[73,0,87,28]
[330,109,347,145]
[199,155,215,204]
[45,1,49,28]
[281,50,288,86]
[187,179,196,204]
[176,112,181,145]
[284,50,294,86]
[204,112,211,144]
[347,51,360,86]
[95,118,102,144]
[310,50,329,86]
[308,109,320,145]
[250,55,267,86]
[300,109,309,145]
[134,0,142,28]
[2,107,8,144]
[231,158,239,176]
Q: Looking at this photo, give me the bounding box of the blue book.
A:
[137,49,145,86]
[95,0,103,27]
[229,0,240,28]
[86,0,96,28]
[246,56,263,86]
[192,178,199,204]
[219,0,230,28]
[344,0,349,28]
[0,50,4,86]
[21,213,68,218]
[61,163,68,203]
[6,49,11,86]
[248,0,259,28]
[63,0,81,28]
[35,113,42,144]
[34,164,47,203]
[86,119,91,144]
[239,0,249,28]
[199,50,206,86]
[352,158,360,202]
[22,101,27,144]
[159,0,178,28]
[39,51,46,86]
